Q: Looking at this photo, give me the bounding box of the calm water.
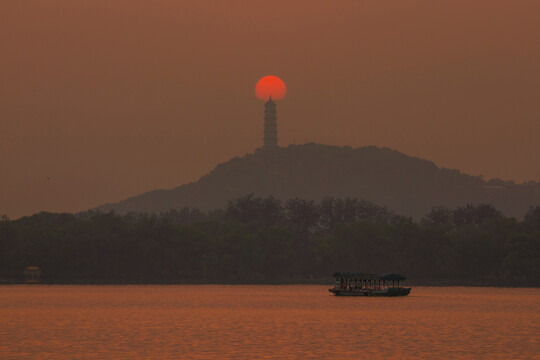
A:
[0,285,538,359]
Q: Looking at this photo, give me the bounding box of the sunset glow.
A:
[1,2,539,358]
[255,76,286,101]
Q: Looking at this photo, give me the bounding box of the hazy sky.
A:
[1,0,539,218]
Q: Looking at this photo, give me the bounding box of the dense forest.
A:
[1,196,539,286]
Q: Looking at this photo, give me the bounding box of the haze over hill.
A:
[97,144,540,219]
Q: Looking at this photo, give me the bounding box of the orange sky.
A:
[1,0,539,219]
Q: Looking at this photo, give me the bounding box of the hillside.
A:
[97,144,540,219]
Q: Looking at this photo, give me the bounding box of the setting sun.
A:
[255,75,286,101]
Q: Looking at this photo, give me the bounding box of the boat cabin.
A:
[329,272,411,296]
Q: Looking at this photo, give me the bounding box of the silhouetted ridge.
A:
[97,144,540,219]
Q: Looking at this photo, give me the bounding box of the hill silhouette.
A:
[97,144,540,219]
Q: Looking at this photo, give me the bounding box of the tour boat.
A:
[329,272,411,296]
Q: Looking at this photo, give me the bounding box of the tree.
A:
[421,205,453,227]
[453,204,503,226]
[226,194,283,225]
[524,205,540,223]
[475,204,504,223]
[319,197,357,233]
[285,198,320,242]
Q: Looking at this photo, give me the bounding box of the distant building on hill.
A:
[263,96,278,149]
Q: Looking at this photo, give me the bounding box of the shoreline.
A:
[1,279,538,288]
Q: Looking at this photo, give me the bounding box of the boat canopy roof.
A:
[332,272,406,281]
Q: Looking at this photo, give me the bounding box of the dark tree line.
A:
[421,204,504,227]
[1,198,539,286]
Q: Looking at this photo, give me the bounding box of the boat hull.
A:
[329,288,411,297]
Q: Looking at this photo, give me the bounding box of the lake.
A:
[0,286,538,359]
